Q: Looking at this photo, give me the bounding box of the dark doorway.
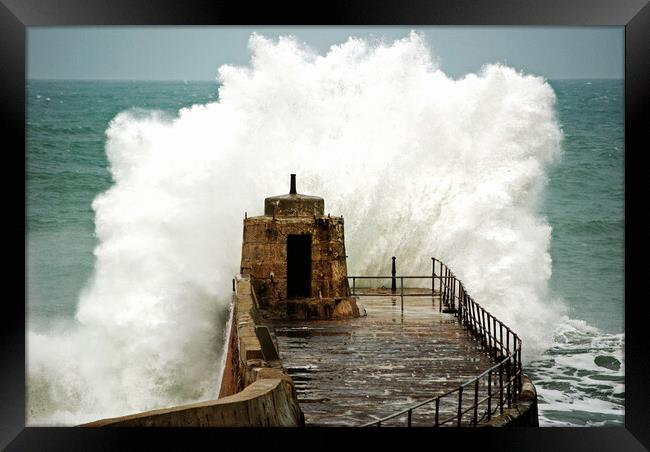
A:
[287,234,312,298]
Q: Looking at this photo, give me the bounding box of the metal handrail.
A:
[349,275,439,278]
[348,274,439,312]
[358,257,523,427]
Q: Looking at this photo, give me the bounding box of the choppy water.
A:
[26,36,623,426]
[527,79,624,426]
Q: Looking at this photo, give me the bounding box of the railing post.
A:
[517,345,522,393]
[232,278,235,292]
[458,281,463,326]
[506,355,512,408]
[500,323,504,358]
[451,276,455,309]
[472,300,479,337]
[487,313,493,357]
[481,310,487,348]
[443,268,447,304]
[391,256,397,293]
[468,298,473,332]
[458,284,463,325]
[445,267,449,305]
[459,288,463,324]
[471,300,476,336]
[473,379,479,426]
[431,257,436,295]
[453,277,457,309]
[499,363,504,415]
[487,369,492,421]
[435,398,440,427]
[460,289,464,321]
[493,317,497,357]
[407,409,412,427]
[513,342,518,397]
[457,386,464,426]
[400,276,404,313]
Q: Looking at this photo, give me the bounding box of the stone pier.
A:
[268,292,495,426]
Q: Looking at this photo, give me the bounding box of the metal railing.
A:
[347,275,437,313]
[355,257,523,427]
[348,257,441,313]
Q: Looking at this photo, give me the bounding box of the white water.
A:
[28,32,619,426]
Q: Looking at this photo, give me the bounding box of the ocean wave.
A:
[528,320,624,426]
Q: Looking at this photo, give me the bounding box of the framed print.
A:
[3,0,649,449]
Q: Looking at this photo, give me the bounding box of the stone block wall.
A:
[81,378,301,427]
[240,215,351,305]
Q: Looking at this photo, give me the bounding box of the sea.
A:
[26,76,624,426]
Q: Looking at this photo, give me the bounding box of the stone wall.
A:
[219,275,298,391]
[241,215,350,305]
[81,378,301,427]
[217,302,242,398]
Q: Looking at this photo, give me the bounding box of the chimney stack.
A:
[290,174,297,195]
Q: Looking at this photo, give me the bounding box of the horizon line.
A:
[26,76,625,82]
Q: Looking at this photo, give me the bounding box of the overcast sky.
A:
[27,26,624,81]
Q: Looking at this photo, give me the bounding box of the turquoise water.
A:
[529,79,624,426]
[26,79,624,425]
[543,80,624,334]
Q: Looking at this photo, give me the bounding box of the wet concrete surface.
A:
[268,291,495,426]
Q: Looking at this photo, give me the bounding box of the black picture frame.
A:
[4,0,648,450]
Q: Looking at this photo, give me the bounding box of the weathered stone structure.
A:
[240,174,360,319]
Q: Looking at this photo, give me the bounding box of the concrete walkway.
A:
[268,292,495,426]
